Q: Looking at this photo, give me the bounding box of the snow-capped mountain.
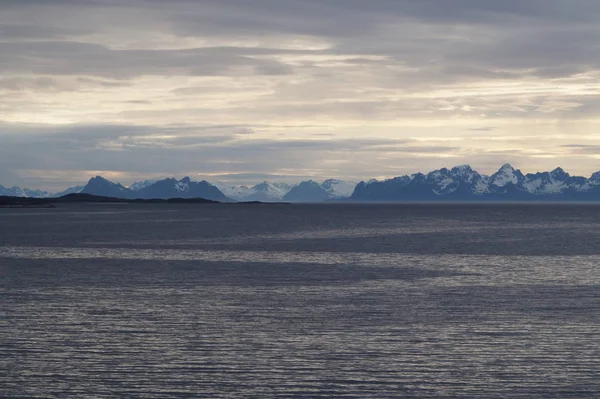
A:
[1,176,358,202]
[519,168,572,195]
[129,180,158,191]
[217,179,355,202]
[244,182,292,202]
[79,176,230,201]
[590,171,600,184]
[350,164,600,201]
[14,166,600,202]
[322,179,358,198]
[0,183,84,198]
[215,181,292,202]
[0,185,27,197]
[132,177,230,201]
[0,184,52,198]
[278,179,356,202]
[215,183,252,201]
[23,188,53,198]
[425,165,489,196]
[216,179,357,202]
[488,163,524,188]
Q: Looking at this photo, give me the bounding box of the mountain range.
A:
[80,176,230,202]
[351,164,600,201]
[1,177,357,202]
[0,184,85,198]
[6,164,600,202]
[73,176,355,202]
[216,179,357,202]
[215,181,293,202]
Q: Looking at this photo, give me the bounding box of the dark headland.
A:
[0,193,288,207]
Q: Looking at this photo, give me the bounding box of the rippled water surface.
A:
[2,203,600,398]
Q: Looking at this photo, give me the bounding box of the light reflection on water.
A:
[2,204,600,398]
[2,245,600,287]
[84,220,599,247]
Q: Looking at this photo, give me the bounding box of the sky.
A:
[2,0,600,190]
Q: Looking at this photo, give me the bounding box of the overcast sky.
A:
[2,0,600,190]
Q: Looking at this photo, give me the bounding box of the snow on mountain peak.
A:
[519,167,572,194]
[450,165,481,183]
[175,178,190,192]
[490,164,522,187]
[550,167,569,179]
[129,179,158,191]
[590,171,600,183]
[214,179,355,201]
[321,179,357,198]
[357,164,600,199]
[11,164,600,202]
[214,181,292,201]
[451,165,473,174]
[214,183,250,200]
[251,181,292,198]
[427,168,448,181]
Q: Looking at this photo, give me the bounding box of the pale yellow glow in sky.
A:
[2,0,600,190]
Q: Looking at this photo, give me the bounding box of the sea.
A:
[1,203,600,398]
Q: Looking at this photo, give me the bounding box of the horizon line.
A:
[3,162,600,193]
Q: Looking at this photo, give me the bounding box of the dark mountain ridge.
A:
[6,164,600,202]
[81,176,230,202]
[350,164,600,202]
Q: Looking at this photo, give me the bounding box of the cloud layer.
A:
[2,0,600,189]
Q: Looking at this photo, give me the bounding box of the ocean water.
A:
[2,203,600,398]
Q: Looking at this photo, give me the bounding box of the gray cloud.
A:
[0,41,297,78]
[0,123,421,188]
[561,145,600,155]
[3,0,600,188]
[2,0,600,81]
[0,24,82,40]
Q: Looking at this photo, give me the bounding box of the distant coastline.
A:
[6,164,600,203]
[0,193,294,207]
